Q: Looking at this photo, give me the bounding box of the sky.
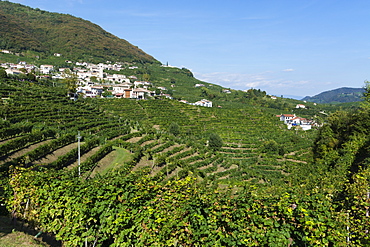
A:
[7,0,370,98]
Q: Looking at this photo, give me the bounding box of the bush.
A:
[208,133,223,150]
[262,140,285,155]
[168,122,180,136]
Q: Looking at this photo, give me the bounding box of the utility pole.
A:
[77,131,81,177]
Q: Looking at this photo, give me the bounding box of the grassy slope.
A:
[91,147,133,176]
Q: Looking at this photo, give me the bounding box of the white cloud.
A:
[282,68,294,72]
[193,71,311,96]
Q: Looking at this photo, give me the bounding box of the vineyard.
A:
[1,78,370,246]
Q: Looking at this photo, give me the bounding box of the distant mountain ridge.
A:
[302,87,364,104]
[0,1,158,64]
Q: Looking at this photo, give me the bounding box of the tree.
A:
[168,122,180,136]
[0,69,7,78]
[90,76,98,83]
[62,69,78,94]
[361,80,370,111]
[262,140,285,155]
[19,68,27,74]
[363,80,370,100]
[26,73,37,81]
[142,73,150,82]
[102,91,112,97]
[208,133,223,150]
[166,89,173,96]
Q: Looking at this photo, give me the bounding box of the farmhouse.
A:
[278,114,312,130]
[193,99,213,107]
[279,114,295,123]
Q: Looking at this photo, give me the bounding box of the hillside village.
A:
[0,55,214,107]
[1,51,319,130]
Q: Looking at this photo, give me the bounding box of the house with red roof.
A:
[278,114,312,130]
[280,114,295,123]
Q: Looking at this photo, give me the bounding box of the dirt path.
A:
[33,142,78,165]
[0,139,53,165]
[0,136,20,146]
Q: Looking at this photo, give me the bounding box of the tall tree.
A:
[62,69,78,94]
[0,69,7,78]
[208,133,223,150]
[168,122,180,136]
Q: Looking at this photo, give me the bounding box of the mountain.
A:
[0,1,158,64]
[301,87,365,104]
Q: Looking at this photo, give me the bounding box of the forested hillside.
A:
[302,87,364,104]
[0,1,157,64]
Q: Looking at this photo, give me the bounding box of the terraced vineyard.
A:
[5,79,365,247]
[0,79,316,187]
[94,97,316,185]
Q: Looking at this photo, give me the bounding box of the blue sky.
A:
[8,0,370,97]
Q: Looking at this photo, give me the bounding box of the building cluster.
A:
[0,57,215,105]
[1,61,37,75]
[277,114,314,130]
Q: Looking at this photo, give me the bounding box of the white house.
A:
[296,104,306,109]
[106,74,130,83]
[91,86,104,96]
[131,88,154,99]
[5,68,23,75]
[40,65,54,74]
[193,99,212,107]
[160,94,173,99]
[280,114,295,123]
[112,83,132,94]
[134,81,152,88]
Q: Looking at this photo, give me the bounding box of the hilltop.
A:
[0,1,157,64]
[302,87,364,104]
